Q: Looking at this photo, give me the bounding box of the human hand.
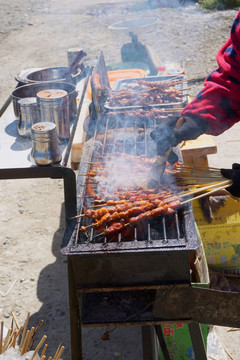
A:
[221,163,240,198]
[150,116,208,156]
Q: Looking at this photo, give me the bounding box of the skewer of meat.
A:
[93,199,181,238]
[82,196,181,235]
[85,194,180,219]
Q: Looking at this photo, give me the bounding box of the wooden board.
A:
[181,134,217,167]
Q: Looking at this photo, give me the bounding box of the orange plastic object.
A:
[87,68,147,99]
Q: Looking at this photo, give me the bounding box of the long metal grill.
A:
[69,109,197,254]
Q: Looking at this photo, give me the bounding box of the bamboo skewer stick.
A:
[31,335,47,360]
[179,180,232,197]
[11,328,20,348]
[2,328,12,353]
[21,329,30,355]
[24,327,35,354]
[0,321,3,354]
[11,311,20,330]
[69,213,85,219]
[81,223,99,231]
[53,343,61,360]
[7,328,18,349]
[0,315,64,359]
[181,182,232,205]
[170,75,205,85]
[40,344,48,358]
[54,346,65,360]
[30,320,44,350]
[20,312,30,351]
[176,170,224,178]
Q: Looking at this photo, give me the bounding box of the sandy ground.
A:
[1,0,240,359]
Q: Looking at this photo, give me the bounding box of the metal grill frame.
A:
[60,53,200,288]
[63,106,199,253]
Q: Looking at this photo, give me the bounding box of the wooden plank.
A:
[153,286,240,328]
[181,134,217,155]
[70,96,90,169]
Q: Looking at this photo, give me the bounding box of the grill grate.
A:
[68,109,198,254]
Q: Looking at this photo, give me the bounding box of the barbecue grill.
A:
[60,53,240,360]
[61,51,198,286]
[59,52,207,360]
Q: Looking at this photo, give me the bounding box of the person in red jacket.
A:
[151,9,240,197]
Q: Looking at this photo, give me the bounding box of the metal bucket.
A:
[37,89,70,141]
[25,67,80,85]
[12,82,77,121]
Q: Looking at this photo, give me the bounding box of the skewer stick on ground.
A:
[23,327,35,355]
[30,320,44,350]
[31,335,47,360]
[54,346,65,360]
[52,343,61,360]
[20,312,30,351]
[11,311,20,330]
[40,344,48,358]
[11,328,20,348]
[21,329,30,355]
[0,321,3,354]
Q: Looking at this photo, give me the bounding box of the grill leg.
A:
[154,325,171,360]
[68,258,82,360]
[141,325,159,360]
[188,323,207,360]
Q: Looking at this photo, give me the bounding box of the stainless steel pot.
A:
[12,82,77,121]
[25,66,80,85]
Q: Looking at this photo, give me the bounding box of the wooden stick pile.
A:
[174,163,232,204]
[0,312,64,360]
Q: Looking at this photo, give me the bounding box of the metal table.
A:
[0,69,92,218]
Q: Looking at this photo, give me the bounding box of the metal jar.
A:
[17,97,39,138]
[36,89,70,141]
[31,122,62,166]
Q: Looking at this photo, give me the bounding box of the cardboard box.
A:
[158,229,209,360]
[193,197,240,274]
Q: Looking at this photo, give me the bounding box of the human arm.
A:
[182,9,240,136]
[151,10,240,155]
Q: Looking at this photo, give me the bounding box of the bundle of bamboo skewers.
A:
[0,312,64,360]
[174,163,233,204]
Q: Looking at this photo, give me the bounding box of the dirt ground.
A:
[0,0,240,359]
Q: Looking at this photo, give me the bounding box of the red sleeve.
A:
[181,9,240,136]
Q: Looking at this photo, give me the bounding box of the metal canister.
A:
[36,89,70,141]
[67,47,83,67]
[17,97,39,138]
[31,122,62,166]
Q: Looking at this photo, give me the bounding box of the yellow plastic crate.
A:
[193,197,240,274]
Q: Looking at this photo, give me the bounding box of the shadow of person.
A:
[28,203,71,359]
[27,203,143,360]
